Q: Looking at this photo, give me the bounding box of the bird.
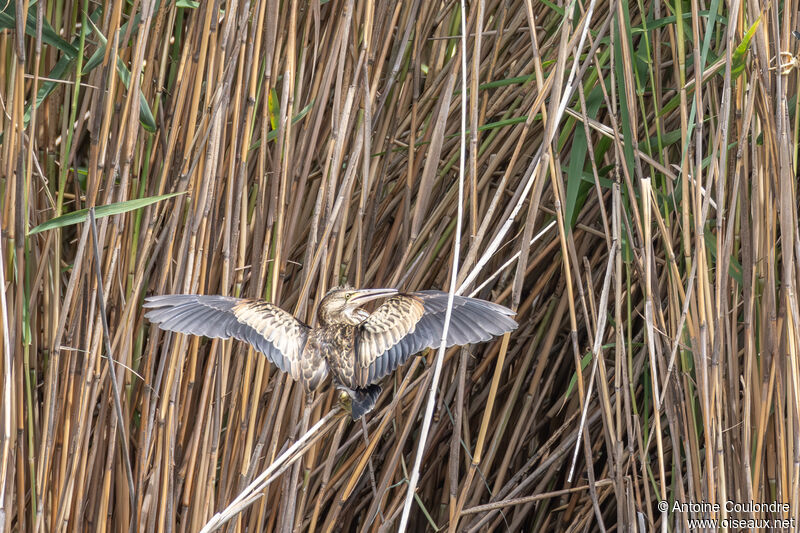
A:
[143,286,518,419]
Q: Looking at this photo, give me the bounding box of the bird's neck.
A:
[317,308,368,327]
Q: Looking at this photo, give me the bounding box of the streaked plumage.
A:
[144,287,517,419]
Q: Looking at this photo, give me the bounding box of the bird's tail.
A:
[351,384,382,420]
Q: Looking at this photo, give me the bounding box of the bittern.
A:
[144,287,517,419]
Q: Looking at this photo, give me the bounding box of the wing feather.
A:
[357,295,425,367]
[354,291,518,387]
[144,294,312,382]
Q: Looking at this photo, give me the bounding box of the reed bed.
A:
[1,0,798,530]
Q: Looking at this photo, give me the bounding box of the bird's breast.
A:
[306,324,358,387]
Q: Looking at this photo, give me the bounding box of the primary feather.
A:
[144,288,517,419]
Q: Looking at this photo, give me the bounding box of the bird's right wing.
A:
[144,294,313,383]
[354,291,518,387]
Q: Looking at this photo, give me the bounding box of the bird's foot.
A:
[337,391,353,418]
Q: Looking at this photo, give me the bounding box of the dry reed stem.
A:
[2,0,799,531]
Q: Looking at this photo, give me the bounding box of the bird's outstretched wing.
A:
[354,291,518,387]
[144,295,322,387]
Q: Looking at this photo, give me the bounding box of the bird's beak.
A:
[350,288,398,305]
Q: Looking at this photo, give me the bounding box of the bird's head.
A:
[317,286,398,326]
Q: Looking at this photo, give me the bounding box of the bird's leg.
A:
[337,390,353,418]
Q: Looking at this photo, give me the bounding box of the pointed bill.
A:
[350,288,398,305]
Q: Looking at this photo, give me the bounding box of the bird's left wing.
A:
[144,294,316,384]
[354,291,518,387]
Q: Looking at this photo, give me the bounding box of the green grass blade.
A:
[565,86,604,228]
[29,192,184,235]
[84,15,157,132]
[0,1,78,58]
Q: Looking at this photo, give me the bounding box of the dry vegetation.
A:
[1,0,798,531]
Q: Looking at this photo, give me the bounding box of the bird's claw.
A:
[337,391,352,418]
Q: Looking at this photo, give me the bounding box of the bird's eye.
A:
[345,292,353,299]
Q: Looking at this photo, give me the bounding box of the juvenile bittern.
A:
[144,287,517,419]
